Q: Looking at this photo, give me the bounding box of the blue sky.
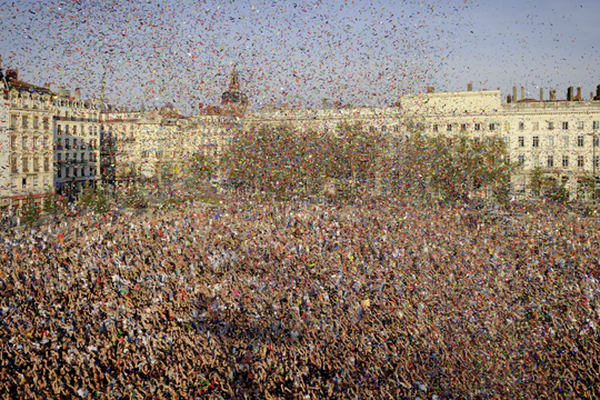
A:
[0,0,598,113]
[439,0,600,97]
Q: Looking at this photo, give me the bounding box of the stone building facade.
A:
[1,69,54,211]
[502,92,600,195]
[52,88,106,200]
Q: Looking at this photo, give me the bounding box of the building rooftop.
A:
[2,69,54,96]
[221,70,248,106]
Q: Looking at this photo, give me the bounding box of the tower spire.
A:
[221,67,248,106]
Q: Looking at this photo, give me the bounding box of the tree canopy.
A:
[221,123,385,200]
[221,124,513,203]
[397,133,513,203]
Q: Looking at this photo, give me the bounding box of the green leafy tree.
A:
[222,123,387,201]
[399,133,513,203]
[78,184,110,214]
[529,167,544,197]
[540,174,570,204]
[326,122,386,200]
[93,188,110,214]
[545,183,571,204]
[222,124,305,199]
[493,182,511,205]
[79,184,96,209]
[188,153,216,185]
[529,169,572,204]
[22,193,41,226]
[576,174,599,201]
[42,191,58,215]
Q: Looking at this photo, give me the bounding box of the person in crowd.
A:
[0,196,598,399]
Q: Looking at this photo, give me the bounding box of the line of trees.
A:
[529,167,599,204]
[53,121,600,207]
[398,133,513,203]
[221,123,385,200]
[220,123,514,203]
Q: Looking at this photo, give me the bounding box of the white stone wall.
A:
[399,90,502,115]
[502,101,600,195]
[0,96,10,199]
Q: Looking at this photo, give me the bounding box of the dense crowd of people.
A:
[0,197,599,399]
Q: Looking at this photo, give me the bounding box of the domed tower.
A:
[221,69,248,106]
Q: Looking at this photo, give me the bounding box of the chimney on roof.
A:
[426,86,435,93]
[6,69,17,82]
[513,86,517,102]
[576,87,581,101]
[74,88,81,99]
[44,83,50,90]
[595,85,600,100]
[507,95,512,104]
[521,86,524,101]
[540,88,543,101]
[550,90,556,101]
[567,86,574,101]
[467,83,473,92]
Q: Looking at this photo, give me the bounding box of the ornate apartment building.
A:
[1,68,54,211]
[118,106,192,182]
[115,73,248,184]
[52,88,107,200]
[100,108,142,188]
[398,85,600,195]
[502,89,600,194]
